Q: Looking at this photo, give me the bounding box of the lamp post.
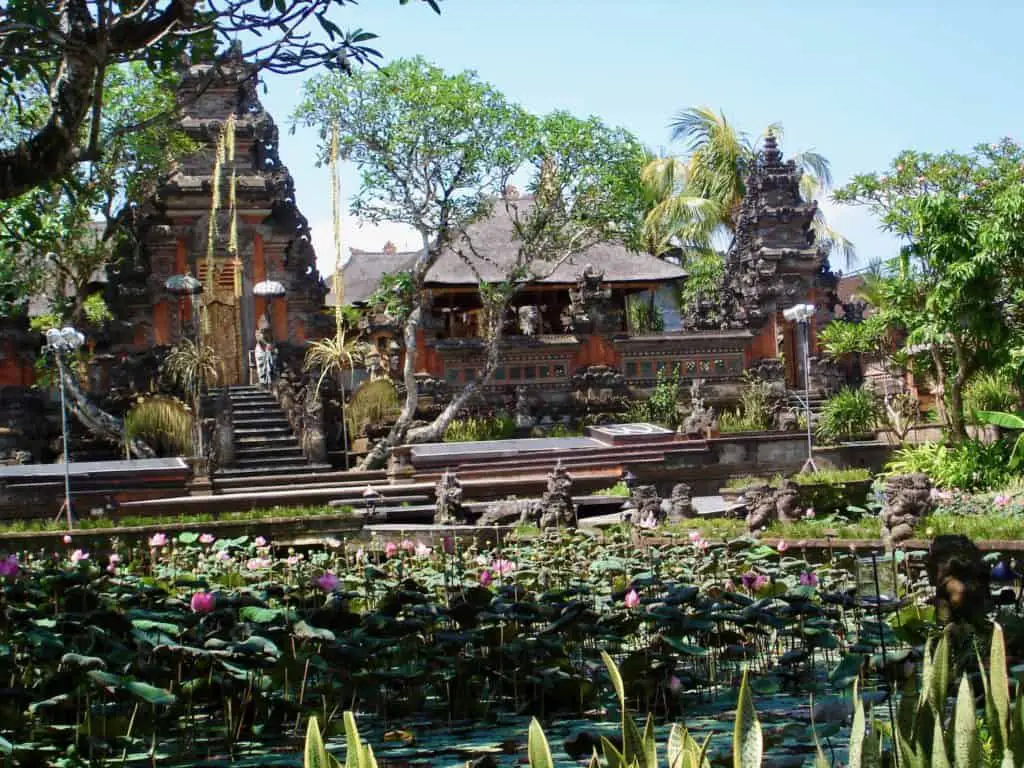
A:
[165,273,206,458]
[45,326,85,530]
[782,303,817,473]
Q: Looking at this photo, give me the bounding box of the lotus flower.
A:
[246,557,271,571]
[688,531,701,543]
[324,537,342,549]
[669,675,682,693]
[254,536,267,547]
[401,539,415,554]
[624,589,640,608]
[70,549,89,564]
[216,550,232,562]
[107,553,121,574]
[777,539,789,553]
[385,542,398,558]
[442,536,455,555]
[354,548,366,563]
[190,591,216,614]
[478,569,493,587]
[316,572,340,592]
[741,571,767,593]
[148,533,168,548]
[0,554,19,578]
[723,578,737,591]
[491,558,516,576]
[287,555,302,567]
[804,508,815,519]
[799,570,819,587]
[62,534,72,544]
[199,533,215,544]
[414,542,432,558]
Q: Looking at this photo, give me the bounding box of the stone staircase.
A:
[785,390,829,425]
[210,386,330,478]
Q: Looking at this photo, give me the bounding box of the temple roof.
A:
[339,199,686,305]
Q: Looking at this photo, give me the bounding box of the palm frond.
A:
[791,149,834,195]
[163,339,222,397]
[812,209,857,270]
[304,332,370,395]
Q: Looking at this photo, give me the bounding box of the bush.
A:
[816,387,878,443]
[964,372,1018,423]
[443,412,517,442]
[885,439,1012,491]
[626,365,680,428]
[124,396,193,457]
[718,373,776,433]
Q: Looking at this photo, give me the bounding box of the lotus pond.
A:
[0,528,1017,767]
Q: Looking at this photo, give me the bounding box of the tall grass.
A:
[123,396,193,457]
[444,413,517,442]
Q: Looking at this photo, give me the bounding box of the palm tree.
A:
[643,106,855,267]
[163,339,222,458]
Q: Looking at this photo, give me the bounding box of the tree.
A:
[834,140,1024,440]
[643,106,855,271]
[0,63,194,323]
[0,0,439,200]
[293,58,647,469]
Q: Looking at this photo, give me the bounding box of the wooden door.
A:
[199,260,244,386]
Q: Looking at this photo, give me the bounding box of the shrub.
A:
[627,365,681,428]
[124,396,193,457]
[964,372,1019,422]
[718,374,775,433]
[885,439,1011,491]
[443,412,516,442]
[346,379,400,438]
[816,387,878,443]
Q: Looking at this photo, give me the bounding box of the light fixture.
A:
[363,484,381,516]
[783,303,817,473]
[45,326,85,530]
[621,469,638,490]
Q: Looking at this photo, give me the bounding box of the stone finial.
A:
[382,241,397,255]
[762,132,782,166]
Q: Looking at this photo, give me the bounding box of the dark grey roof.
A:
[338,198,686,305]
[340,248,419,304]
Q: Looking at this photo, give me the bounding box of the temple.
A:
[342,135,836,405]
[100,45,328,387]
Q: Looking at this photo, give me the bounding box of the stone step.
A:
[232,456,312,470]
[233,426,294,437]
[212,462,333,478]
[227,396,279,406]
[234,434,301,447]
[233,418,291,429]
[234,443,305,457]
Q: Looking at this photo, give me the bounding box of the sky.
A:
[260,0,1024,280]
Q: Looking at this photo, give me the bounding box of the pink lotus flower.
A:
[401,539,415,554]
[491,558,516,576]
[478,569,493,587]
[254,536,267,547]
[740,571,768,593]
[0,554,19,578]
[723,579,737,591]
[624,589,640,608]
[216,550,232,562]
[316,572,339,592]
[688,531,701,543]
[62,534,72,544]
[442,536,455,555]
[804,508,815,519]
[199,533,215,545]
[995,495,1010,507]
[70,549,89,564]
[385,542,398,558]
[324,537,342,549]
[245,557,271,571]
[799,571,819,587]
[108,553,121,569]
[190,591,216,614]
[414,542,432,558]
[287,555,302,567]
[669,675,682,693]
[148,533,168,548]
[777,539,789,553]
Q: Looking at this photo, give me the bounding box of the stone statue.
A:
[926,534,990,627]
[434,469,469,525]
[254,328,277,388]
[515,385,535,429]
[632,484,664,528]
[387,340,402,379]
[301,387,327,464]
[773,480,802,523]
[534,460,576,529]
[743,484,776,532]
[517,305,539,337]
[680,379,716,436]
[568,265,616,334]
[365,350,384,381]
[880,473,933,550]
[661,483,695,520]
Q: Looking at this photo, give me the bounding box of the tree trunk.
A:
[947,334,971,443]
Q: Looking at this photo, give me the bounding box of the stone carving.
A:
[387,340,402,379]
[568,265,618,335]
[478,498,535,527]
[213,388,235,469]
[744,485,777,532]
[365,350,385,381]
[661,483,695,520]
[517,305,539,337]
[514,385,535,429]
[773,480,802,523]
[535,460,577,529]
[632,484,664,528]
[807,356,845,396]
[926,534,990,627]
[880,473,933,550]
[301,388,327,464]
[434,469,469,525]
[680,379,715,436]
[570,365,629,406]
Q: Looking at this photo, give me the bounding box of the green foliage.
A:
[627,294,665,333]
[818,315,891,359]
[163,340,221,400]
[444,413,517,442]
[592,481,631,497]
[718,374,775,433]
[816,387,879,443]
[81,292,113,325]
[886,439,1012,490]
[123,396,193,457]
[977,410,1024,468]
[628,366,682,428]
[964,373,1019,422]
[346,379,401,438]
[304,328,369,396]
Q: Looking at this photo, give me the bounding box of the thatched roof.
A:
[338,198,686,305]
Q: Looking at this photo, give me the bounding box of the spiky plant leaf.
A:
[304,717,331,768]
[343,711,361,768]
[527,718,554,768]
[991,622,1011,752]
[954,675,980,768]
[932,706,951,768]
[849,681,866,768]
[733,669,762,768]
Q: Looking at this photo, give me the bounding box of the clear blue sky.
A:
[261,0,1024,278]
